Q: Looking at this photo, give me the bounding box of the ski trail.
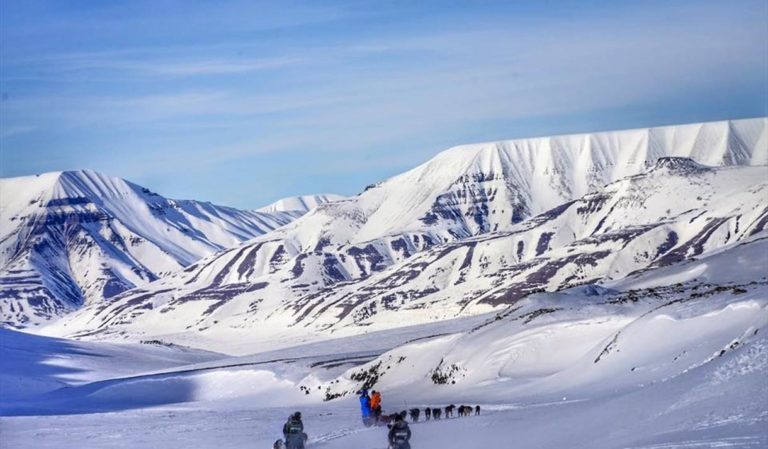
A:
[309,425,383,448]
[308,409,498,449]
[624,435,767,448]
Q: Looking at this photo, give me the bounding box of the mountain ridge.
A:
[36,118,768,349]
[0,169,325,326]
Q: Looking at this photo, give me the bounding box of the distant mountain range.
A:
[257,194,346,214]
[26,117,766,347]
[0,170,340,326]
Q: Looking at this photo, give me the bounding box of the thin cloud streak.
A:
[2,55,307,79]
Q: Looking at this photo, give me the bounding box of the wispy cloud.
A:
[9,13,760,131]
[139,57,304,76]
[2,54,307,80]
[0,125,36,138]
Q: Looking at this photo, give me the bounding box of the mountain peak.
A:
[256,194,345,213]
[53,169,134,199]
[57,168,102,178]
[0,170,317,326]
[651,157,712,174]
[50,169,117,186]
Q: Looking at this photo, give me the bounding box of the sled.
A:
[273,432,308,449]
[388,438,412,449]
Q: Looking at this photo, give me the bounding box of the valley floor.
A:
[2,353,766,449]
[1,318,766,449]
[3,240,767,448]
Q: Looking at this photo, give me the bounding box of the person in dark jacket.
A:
[282,412,305,449]
[359,390,373,426]
[387,413,412,449]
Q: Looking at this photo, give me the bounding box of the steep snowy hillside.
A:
[43,118,768,349]
[0,170,308,327]
[256,194,345,214]
[319,235,768,405]
[290,159,768,331]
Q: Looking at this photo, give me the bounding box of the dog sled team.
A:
[359,389,480,425]
[274,389,481,448]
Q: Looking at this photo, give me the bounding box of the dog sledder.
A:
[387,412,412,449]
[273,412,308,449]
[272,397,481,447]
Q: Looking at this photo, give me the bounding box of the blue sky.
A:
[1,0,766,208]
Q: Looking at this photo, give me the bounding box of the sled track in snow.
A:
[625,435,767,448]
[310,426,370,445]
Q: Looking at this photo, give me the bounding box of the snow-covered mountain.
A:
[256,194,345,214]
[43,118,768,348]
[3,119,768,449]
[0,170,314,327]
[280,159,768,331]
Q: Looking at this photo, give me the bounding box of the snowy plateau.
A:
[1,118,767,449]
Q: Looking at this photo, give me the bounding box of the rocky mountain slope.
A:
[41,118,768,347]
[283,159,768,332]
[0,170,337,327]
[320,233,768,403]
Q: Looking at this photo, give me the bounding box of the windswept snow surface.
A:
[0,329,221,403]
[2,237,766,448]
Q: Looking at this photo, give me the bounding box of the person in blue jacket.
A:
[359,389,373,426]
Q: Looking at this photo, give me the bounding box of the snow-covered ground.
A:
[2,237,766,448]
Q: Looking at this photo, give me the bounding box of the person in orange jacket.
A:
[370,390,382,421]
